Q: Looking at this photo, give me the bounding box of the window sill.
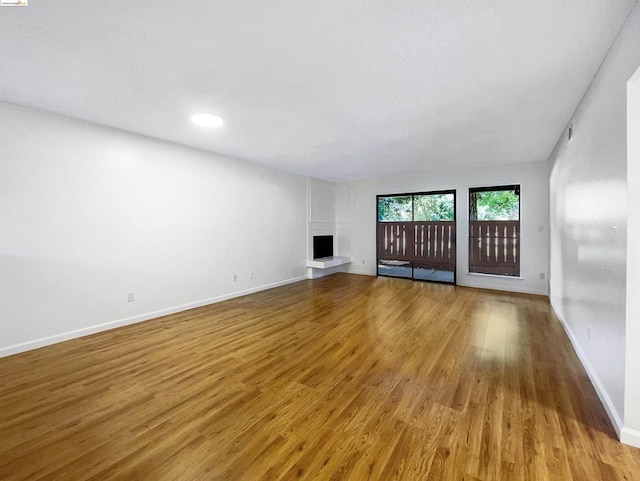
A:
[466,272,523,280]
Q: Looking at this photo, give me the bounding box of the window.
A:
[377,191,456,284]
[468,185,520,276]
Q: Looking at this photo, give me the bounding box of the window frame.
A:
[376,189,457,285]
[468,184,521,277]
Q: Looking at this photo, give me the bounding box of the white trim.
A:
[0,275,307,359]
[306,265,347,279]
[626,67,640,451]
[346,268,376,277]
[457,281,546,296]
[345,270,545,294]
[306,256,352,269]
[467,272,524,280]
[549,298,624,437]
[620,427,640,448]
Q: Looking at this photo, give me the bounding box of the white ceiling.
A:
[0,1,636,182]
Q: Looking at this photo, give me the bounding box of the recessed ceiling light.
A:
[191,113,224,128]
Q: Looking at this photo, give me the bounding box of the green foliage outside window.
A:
[378,188,518,222]
[413,194,454,221]
[470,190,519,221]
[378,196,412,221]
[378,193,455,222]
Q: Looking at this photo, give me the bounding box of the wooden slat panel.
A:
[378,221,457,272]
[469,223,475,264]
[413,221,456,267]
[475,223,482,264]
[450,223,457,262]
[469,221,520,276]
[377,222,414,261]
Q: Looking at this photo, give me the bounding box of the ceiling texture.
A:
[0,1,636,182]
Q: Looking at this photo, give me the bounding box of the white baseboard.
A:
[0,275,307,359]
[621,427,640,448]
[457,281,547,296]
[346,268,546,295]
[346,268,376,276]
[549,298,624,439]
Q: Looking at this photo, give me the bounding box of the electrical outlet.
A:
[233,274,238,282]
[127,292,135,302]
[537,225,544,233]
[362,259,365,264]
[587,325,592,341]
[539,272,545,280]
[250,272,255,280]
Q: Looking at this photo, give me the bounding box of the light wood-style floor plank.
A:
[1,273,639,480]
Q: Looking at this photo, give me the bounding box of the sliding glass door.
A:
[413,192,456,283]
[377,195,414,278]
[377,190,456,284]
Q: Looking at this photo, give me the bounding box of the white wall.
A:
[307,178,335,279]
[549,3,640,443]
[0,102,308,356]
[348,160,550,295]
[335,183,352,258]
[624,65,640,445]
[306,179,352,278]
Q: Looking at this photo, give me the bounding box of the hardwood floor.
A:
[1,273,639,480]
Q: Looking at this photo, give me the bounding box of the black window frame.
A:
[468,184,521,277]
[376,189,457,285]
